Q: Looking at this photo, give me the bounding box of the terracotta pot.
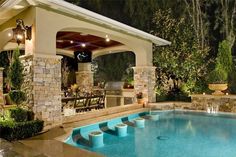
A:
[208,84,228,95]
[137,98,144,104]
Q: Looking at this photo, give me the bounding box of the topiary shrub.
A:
[9,90,26,106]
[207,66,228,84]
[0,120,44,141]
[207,40,232,84]
[9,48,24,90]
[8,48,26,106]
[27,110,35,121]
[9,107,28,122]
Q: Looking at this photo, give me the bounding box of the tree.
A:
[9,48,24,90]
[9,48,26,106]
[152,9,210,95]
[184,0,210,50]
[93,52,135,82]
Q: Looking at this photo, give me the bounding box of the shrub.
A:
[207,66,228,84]
[208,40,232,84]
[217,40,232,74]
[9,48,24,90]
[0,120,44,141]
[9,107,28,122]
[9,90,26,106]
[27,110,35,121]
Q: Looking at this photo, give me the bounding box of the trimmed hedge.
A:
[0,120,44,141]
[9,108,35,122]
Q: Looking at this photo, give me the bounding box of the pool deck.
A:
[1,106,148,157]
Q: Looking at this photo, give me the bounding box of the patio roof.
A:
[0,0,171,46]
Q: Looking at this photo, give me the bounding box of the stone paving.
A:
[0,138,46,157]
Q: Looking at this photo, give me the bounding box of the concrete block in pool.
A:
[89,131,104,148]
[148,114,159,121]
[135,118,145,128]
[115,124,128,137]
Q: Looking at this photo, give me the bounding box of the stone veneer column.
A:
[0,68,4,109]
[76,63,93,92]
[21,55,62,129]
[133,66,156,103]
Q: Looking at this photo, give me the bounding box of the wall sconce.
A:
[12,19,32,45]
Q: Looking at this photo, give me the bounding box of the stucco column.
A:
[0,68,4,109]
[133,66,156,103]
[21,54,62,129]
[76,63,93,92]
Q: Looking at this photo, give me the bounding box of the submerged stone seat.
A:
[134,118,145,128]
[115,123,128,137]
[89,131,104,148]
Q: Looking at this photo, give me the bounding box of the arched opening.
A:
[55,30,136,113]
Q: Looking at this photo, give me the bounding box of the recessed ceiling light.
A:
[57,40,64,43]
[13,5,25,10]
[105,35,110,42]
[81,43,86,47]
[70,40,74,44]
[106,38,110,42]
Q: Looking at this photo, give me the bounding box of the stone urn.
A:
[208,84,228,95]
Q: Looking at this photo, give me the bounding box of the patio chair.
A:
[74,93,90,112]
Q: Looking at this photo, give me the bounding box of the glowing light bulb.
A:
[81,43,86,47]
[70,40,74,44]
[17,34,23,40]
[105,35,110,42]
[8,33,12,37]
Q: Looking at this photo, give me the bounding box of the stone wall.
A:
[191,95,236,112]
[76,63,93,92]
[76,71,93,92]
[148,102,192,110]
[133,66,156,102]
[21,55,62,129]
[0,68,4,109]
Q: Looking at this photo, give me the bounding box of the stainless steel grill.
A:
[104,82,134,107]
[104,82,124,95]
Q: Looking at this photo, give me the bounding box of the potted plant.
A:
[136,92,144,104]
[208,66,228,95]
[207,40,232,95]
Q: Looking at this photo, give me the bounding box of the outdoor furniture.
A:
[61,91,105,113]
[87,93,105,110]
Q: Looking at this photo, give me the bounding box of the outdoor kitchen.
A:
[61,81,135,116]
[104,82,135,108]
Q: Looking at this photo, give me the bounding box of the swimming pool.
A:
[65,110,236,157]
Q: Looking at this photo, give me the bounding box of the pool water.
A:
[66,111,236,157]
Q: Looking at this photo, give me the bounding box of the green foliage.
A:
[217,40,233,74]
[208,40,232,84]
[0,120,44,141]
[9,48,24,90]
[228,60,236,94]
[93,52,135,82]
[9,90,26,106]
[156,90,191,102]
[152,9,210,95]
[207,66,228,84]
[9,107,28,122]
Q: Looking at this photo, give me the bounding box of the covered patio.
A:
[0,0,170,129]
